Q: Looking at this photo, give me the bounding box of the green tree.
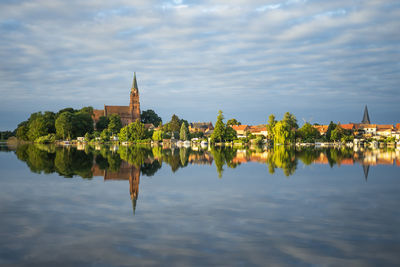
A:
[55,112,74,140]
[297,122,320,142]
[169,114,181,132]
[330,124,345,141]
[16,121,30,141]
[108,114,122,134]
[226,118,241,126]
[100,129,111,142]
[179,123,189,140]
[273,121,294,145]
[152,130,164,141]
[96,116,109,131]
[326,121,337,141]
[224,126,237,141]
[267,114,277,139]
[28,115,48,141]
[211,110,226,142]
[73,112,93,137]
[283,112,298,130]
[141,109,162,126]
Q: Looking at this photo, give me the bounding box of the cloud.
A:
[0,0,399,130]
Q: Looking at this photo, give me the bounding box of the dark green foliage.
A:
[226,118,241,126]
[169,114,181,132]
[96,116,109,131]
[141,109,162,126]
[297,122,320,142]
[326,121,337,141]
[0,131,14,140]
[211,110,226,142]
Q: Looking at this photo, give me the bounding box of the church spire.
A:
[131,72,138,91]
[361,105,371,124]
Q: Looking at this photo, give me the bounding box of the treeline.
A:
[209,110,355,145]
[15,107,95,143]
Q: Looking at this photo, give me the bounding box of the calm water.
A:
[0,144,399,266]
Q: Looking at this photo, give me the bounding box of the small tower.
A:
[129,72,141,123]
[361,105,371,124]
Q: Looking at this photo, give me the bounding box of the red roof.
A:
[340,124,354,130]
[376,124,394,130]
[396,123,400,131]
[232,125,249,131]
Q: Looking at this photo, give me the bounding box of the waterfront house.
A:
[232,125,249,138]
[249,125,268,137]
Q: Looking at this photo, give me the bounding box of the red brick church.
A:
[92,73,141,126]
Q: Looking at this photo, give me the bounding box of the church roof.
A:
[362,105,371,124]
[105,105,130,115]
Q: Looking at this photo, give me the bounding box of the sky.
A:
[0,0,399,130]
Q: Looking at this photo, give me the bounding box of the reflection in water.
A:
[10,144,400,212]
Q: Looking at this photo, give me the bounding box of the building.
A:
[248,125,268,137]
[92,73,141,127]
[189,122,214,133]
[313,125,329,135]
[231,125,249,138]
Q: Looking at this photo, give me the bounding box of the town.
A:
[3,74,400,149]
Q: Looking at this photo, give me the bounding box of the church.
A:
[92,73,141,126]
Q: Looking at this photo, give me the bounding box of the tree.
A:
[225,126,237,141]
[152,130,163,141]
[28,115,47,141]
[96,116,109,131]
[73,112,93,137]
[326,121,337,141]
[179,123,189,140]
[226,118,241,126]
[16,121,29,141]
[169,114,181,132]
[55,112,74,140]
[119,120,148,141]
[100,129,111,142]
[297,122,320,142]
[141,109,162,126]
[108,114,122,134]
[267,114,277,139]
[283,112,298,130]
[330,124,345,141]
[211,110,226,142]
[273,121,294,145]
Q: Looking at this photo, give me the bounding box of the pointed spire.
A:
[363,165,370,181]
[131,72,138,90]
[361,105,371,124]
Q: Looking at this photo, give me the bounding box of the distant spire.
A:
[361,105,370,124]
[363,165,370,181]
[131,72,138,90]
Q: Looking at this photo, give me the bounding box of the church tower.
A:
[129,72,141,123]
[361,105,370,124]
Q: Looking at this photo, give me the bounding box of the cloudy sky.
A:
[0,0,399,130]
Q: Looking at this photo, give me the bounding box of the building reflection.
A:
[92,161,140,214]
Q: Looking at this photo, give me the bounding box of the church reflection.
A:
[92,161,140,214]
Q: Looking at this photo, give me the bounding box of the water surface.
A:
[0,144,399,266]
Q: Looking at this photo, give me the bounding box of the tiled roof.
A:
[232,125,249,131]
[376,124,394,130]
[340,124,354,130]
[105,105,130,115]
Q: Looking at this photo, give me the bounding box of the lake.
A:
[0,144,399,266]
